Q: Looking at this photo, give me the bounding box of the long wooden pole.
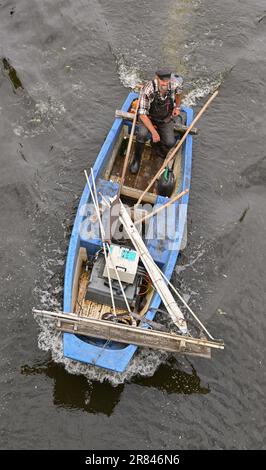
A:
[100,194,217,342]
[120,97,140,190]
[84,170,117,317]
[119,200,188,334]
[87,169,133,318]
[136,90,218,206]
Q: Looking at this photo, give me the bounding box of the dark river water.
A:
[1,0,266,450]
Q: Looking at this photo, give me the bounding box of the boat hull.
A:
[63,92,193,373]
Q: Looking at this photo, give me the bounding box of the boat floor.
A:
[74,272,125,320]
[111,140,171,193]
[74,268,154,324]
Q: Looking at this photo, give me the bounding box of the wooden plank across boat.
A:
[33,309,224,359]
[33,90,224,373]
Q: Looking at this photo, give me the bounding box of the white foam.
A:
[117,58,142,90]
[13,125,24,136]
[175,249,205,274]
[13,86,66,138]
[183,77,222,107]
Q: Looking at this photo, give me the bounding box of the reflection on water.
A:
[21,355,209,415]
[21,358,124,416]
[133,357,210,395]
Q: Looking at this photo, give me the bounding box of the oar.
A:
[119,199,188,333]
[136,90,219,206]
[134,188,189,226]
[119,95,141,192]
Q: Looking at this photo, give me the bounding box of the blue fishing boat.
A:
[62,90,197,373]
[33,89,224,372]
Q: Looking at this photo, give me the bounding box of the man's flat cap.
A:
[156,67,174,79]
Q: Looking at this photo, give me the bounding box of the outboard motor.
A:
[157,167,175,197]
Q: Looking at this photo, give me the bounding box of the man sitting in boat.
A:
[130,67,183,174]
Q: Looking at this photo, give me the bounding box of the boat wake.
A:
[183,76,222,107]
[117,60,224,109]
[183,64,236,106]
[116,56,143,90]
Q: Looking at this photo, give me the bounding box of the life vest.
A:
[130,99,138,114]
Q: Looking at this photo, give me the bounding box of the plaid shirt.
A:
[138,76,183,116]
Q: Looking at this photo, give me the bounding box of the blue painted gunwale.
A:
[63,92,193,373]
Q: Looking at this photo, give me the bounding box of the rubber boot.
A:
[130,142,144,174]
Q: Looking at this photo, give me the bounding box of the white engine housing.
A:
[103,244,139,284]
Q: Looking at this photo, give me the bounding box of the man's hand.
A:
[139,115,160,142]
[151,130,160,143]
[172,107,180,117]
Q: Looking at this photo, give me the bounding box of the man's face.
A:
[157,76,170,92]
